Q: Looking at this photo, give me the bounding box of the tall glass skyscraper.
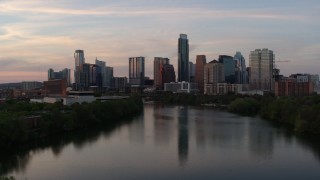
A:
[178,34,189,82]
[95,59,107,87]
[74,50,85,89]
[249,48,275,91]
[129,57,145,88]
[218,55,236,84]
[106,66,114,88]
[74,50,85,70]
[234,52,248,84]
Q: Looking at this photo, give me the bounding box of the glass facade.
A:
[95,59,107,87]
[74,50,85,89]
[218,55,235,84]
[178,34,189,82]
[105,66,114,88]
[48,68,71,86]
[234,52,247,84]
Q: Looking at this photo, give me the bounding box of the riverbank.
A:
[0,96,143,150]
[158,93,320,134]
[228,95,320,134]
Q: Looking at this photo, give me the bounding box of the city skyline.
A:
[0,0,320,83]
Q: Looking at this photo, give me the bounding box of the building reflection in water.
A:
[153,103,174,146]
[128,106,146,144]
[249,121,274,159]
[178,106,189,167]
[195,110,206,149]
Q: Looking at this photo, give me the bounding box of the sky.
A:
[0,0,319,83]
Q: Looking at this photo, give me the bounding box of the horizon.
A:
[0,0,319,84]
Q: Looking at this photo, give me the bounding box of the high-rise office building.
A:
[79,63,90,89]
[249,48,275,91]
[195,55,206,93]
[48,68,54,80]
[154,57,170,90]
[204,60,224,94]
[95,59,107,87]
[74,50,85,68]
[48,68,71,86]
[204,60,225,84]
[129,57,145,89]
[113,77,128,93]
[21,81,43,90]
[61,68,71,86]
[106,66,114,88]
[89,64,102,87]
[178,34,189,82]
[161,64,176,89]
[234,52,247,84]
[218,55,235,84]
[189,62,196,83]
[74,50,85,89]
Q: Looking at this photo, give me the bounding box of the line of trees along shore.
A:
[0,96,143,150]
[157,93,320,134]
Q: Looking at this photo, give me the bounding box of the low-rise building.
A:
[43,79,68,97]
[205,83,243,95]
[164,81,198,93]
[275,78,314,96]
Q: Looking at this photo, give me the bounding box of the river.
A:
[2,103,320,179]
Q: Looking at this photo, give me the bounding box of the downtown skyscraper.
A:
[129,57,145,90]
[154,57,175,90]
[249,48,275,91]
[74,50,85,89]
[195,55,206,93]
[48,68,71,86]
[178,34,189,82]
[218,55,236,84]
[154,57,169,90]
[234,52,248,84]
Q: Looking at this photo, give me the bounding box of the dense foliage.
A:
[158,93,320,134]
[0,96,143,150]
[229,95,320,134]
[260,95,320,134]
[156,92,239,106]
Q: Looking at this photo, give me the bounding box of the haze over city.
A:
[0,0,319,83]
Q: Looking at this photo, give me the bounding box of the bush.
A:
[228,97,260,116]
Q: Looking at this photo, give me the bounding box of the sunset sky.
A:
[0,0,319,83]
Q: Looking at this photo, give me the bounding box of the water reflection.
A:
[0,120,135,176]
[153,104,174,146]
[178,106,189,167]
[2,104,320,179]
[248,123,274,159]
[128,114,145,144]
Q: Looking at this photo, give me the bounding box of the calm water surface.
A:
[2,103,320,179]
